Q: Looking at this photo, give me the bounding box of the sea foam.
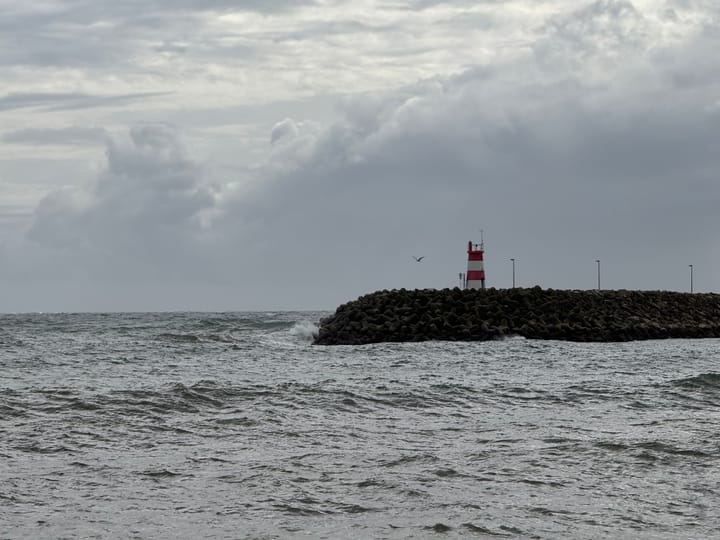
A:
[289,320,319,341]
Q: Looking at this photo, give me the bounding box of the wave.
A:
[289,320,319,341]
[0,379,627,439]
[141,468,185,478]
[158,333,202,343]
[2,379,495,423]
[155,316,315,345]
[673,372,720,390]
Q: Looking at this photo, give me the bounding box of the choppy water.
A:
[1,312,719,539]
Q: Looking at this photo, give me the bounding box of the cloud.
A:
[0,1,316,70]
[3,1,720,310]
[0,204,32,225]
[270,118,299,144]
[0,92,170,112]
[210,6,720,300]
[28,124,217,272]
[3,127,107,145]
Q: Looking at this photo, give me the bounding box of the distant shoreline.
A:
[314,287,720,345]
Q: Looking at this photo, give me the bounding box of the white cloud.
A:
[270,118,299,144]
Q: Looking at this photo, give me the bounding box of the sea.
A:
[1,312,719,539]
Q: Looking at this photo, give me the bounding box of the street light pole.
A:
[510,258,515,288]
[595,259,601,290]
[689,264,693,293]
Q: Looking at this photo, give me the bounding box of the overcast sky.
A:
[0,0,718,312]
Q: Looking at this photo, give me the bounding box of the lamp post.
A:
[595,259,601,290]
[689,264,693,293]
[510,258,516,288]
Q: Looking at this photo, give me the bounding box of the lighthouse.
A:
[466,239,485,290]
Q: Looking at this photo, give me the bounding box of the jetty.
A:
[314,287,720,345]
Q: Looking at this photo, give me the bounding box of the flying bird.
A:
[412,256,425,262]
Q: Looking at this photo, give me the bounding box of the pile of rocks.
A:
[314,287,720,345]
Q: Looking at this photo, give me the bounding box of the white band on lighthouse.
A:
[467,260,484,272]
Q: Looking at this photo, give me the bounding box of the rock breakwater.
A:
[314,287,720,345]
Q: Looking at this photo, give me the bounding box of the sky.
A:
[0,0,718,312]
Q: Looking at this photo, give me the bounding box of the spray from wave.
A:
[289,320,319,342]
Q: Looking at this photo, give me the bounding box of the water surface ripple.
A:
[1,312,719,539]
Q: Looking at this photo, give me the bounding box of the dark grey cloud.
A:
[208,24,720,301]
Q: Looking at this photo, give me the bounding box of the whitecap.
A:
[289,320,319,342]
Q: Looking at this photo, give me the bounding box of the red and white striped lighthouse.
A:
[466,240,485,289]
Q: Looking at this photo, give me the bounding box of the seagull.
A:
[412,256,425,262]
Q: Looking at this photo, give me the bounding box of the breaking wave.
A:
[289,320,319,341]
